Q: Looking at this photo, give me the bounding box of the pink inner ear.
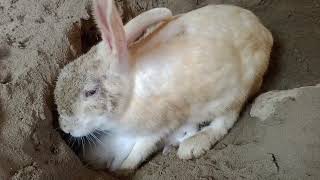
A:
[111,7,128,57]
[94,0,129,71]
[95,1,113,50]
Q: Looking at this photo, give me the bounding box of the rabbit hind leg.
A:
[177,110,239,160]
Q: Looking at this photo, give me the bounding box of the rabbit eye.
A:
[85,89,97,97]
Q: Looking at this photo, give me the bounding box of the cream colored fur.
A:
[55,0,273,171]
[115,5,273,167]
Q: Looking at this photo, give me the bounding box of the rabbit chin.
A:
[69,128,93,137]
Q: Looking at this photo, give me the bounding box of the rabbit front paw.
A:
[119,155,142,170]
[119,135,160,170]
[177,132,211,160]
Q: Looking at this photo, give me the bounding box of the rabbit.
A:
[54,0,273,171]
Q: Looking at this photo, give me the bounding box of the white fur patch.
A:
[83,132,136,170]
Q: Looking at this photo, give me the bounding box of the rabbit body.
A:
[124,5,272,133]
[55,1,272,171]
[116,5,272,168]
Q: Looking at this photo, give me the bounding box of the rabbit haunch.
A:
[54,0,273,171]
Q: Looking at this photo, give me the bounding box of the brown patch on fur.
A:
[128,15,181,63]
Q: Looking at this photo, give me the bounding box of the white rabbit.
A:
[54,0,273,171]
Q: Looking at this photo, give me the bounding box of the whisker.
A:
[91,134,105,146]
[85,136,93,151]
[95,129,110,136]
[81,137,85,157]
[89,134,97,145]
[89,134,98,147]
[90,134,99,143]
[94,131,102,135]
[70,137,76,148]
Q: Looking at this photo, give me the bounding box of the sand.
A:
[0,0,319,179]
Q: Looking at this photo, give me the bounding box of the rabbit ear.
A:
[93,0,128,67]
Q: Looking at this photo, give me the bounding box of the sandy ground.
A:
[0,0,319,179]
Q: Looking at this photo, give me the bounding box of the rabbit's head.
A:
[54,0,132,137]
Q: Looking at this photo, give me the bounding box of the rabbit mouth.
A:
[60,120,98,138]
[69,127,111,138]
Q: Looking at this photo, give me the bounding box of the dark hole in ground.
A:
[67,7,101,60]
[79,17,102,54]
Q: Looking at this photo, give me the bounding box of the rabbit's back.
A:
[124,4,272,132]
[180,4,273,79]
[180,5,271,40]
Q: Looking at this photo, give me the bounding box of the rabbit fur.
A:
[54,0,273,171]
